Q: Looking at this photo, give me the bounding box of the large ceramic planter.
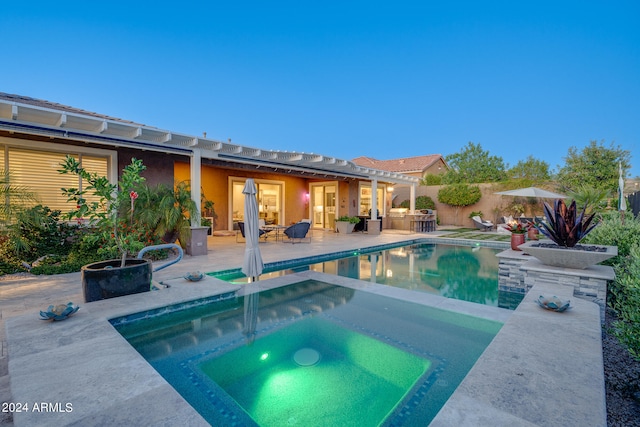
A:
[518,241,618,269]
[81,258,152,302]
[336,221,356,234]
[510,233,526,250]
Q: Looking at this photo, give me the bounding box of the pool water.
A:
[214,242,522,309]
[114,280,503,426]
[200,317,431,426]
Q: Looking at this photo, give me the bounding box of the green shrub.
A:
[0,234,27,275]
[29,252,98,275]
[0,205,85,275]
[611,244,640,360]
[399,196,436,210]
[582,211,640,264]
[10,205,79,260]
[438,184,482,225]
[337,215,360,224]
[581,212,640,360]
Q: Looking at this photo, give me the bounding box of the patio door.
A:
[310,182,336,229]
[229,178,284,228]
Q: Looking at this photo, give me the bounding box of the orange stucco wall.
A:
[175,162,363,231]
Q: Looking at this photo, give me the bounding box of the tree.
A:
[556,140,631,194]
[443,142,507,184]
[437,184,482,225]
[420,174,442,186]
[508,156,552,182]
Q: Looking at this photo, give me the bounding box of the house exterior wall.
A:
[2,131,401,232]
[423,158,448,176]
[117,148,178,188]
[174,162,367,231]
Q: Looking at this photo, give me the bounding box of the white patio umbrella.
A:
[618,161,627,212]
[241,179,264,282]
[243,290,259,344]
[494,186,567,199]
[241,179,263,343]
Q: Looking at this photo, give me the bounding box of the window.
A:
[1,142,111,214]
[359,183,385,216]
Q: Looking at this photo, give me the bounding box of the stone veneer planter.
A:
[518,241,617,270]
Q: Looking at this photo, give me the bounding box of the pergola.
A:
[0,93,421,221]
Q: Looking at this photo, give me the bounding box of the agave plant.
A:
[536,199,597,247]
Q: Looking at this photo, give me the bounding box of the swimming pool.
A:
[113,279,503,426]
[213,242,522,309]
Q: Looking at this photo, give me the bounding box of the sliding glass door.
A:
[310,182,336,229]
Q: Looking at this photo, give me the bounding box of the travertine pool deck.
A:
[1,230,607,426]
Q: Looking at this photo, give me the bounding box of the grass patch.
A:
[438,231,511,242]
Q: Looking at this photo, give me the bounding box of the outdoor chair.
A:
[283,221,311,243]
[471,215,493,231]
[236,221,268,243]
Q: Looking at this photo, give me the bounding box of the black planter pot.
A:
[81,258,152,303]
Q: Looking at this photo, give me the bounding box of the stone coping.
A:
[6,278,240,426]
[431,279,606,426]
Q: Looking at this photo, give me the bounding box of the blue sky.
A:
[2,1,639,176]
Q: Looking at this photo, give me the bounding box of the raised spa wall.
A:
[497,249,615,318]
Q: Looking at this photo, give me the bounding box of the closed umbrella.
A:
[494,187,567,199]
[241,179,263,282]
[241,179,262,343]
[243,291,259,344]
[619,162,627,212]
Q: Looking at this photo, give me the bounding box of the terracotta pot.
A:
[527,228,539,240]
[511,233,526,251]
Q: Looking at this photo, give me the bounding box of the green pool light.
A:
[260,352,270,361]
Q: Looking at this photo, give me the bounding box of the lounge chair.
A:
[471,215,493,231]
[283,221,311,243]
[236,221,268,242]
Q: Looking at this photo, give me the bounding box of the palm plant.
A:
[0,169,37,229]
[536,199,597,247]
[133,181,199,249]
[567,185,609,214]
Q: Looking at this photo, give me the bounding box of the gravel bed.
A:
[604,308,640,426]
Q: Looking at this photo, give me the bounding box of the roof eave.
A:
[0,97,419,185]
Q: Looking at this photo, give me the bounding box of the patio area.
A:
[0,228,606,426]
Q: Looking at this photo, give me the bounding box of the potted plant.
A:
[202,217,212,235]
[335,215,360,234]
[519,199,617,269]
[59,156,154,302]
[202,196,218,235]
[504,222,527,251]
